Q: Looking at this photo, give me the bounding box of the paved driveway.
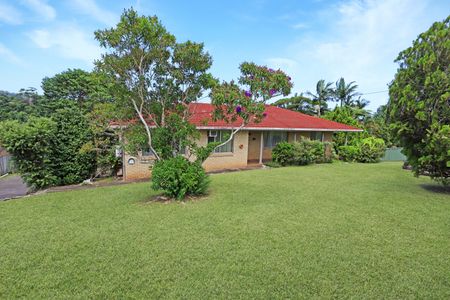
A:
[0,175,28,200]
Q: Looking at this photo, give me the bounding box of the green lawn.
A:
[0,162,449,298]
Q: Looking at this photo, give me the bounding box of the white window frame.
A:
[263,131,288,149]
[208,130,234,153]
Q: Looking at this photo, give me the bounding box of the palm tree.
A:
[273,93,315,115]
[334,78,359,107]
[306,79,333,116]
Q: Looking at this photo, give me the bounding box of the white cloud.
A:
[270,0,448,110]
[265,57,298,74]
[22,0,56,21]
[28,25,101,64]
[292,22,308,30]
[0,2,22,24]
[71,0,117,25]
[0,43,25,65]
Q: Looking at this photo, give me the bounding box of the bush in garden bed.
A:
[272,139,333,166]
[151,156,210,200]
[338,137,385,163]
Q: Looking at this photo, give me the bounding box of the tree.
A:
[273,93,314,115]
[0,101,95,189]
[324,106,365,147]
[210,62,292,149]
[364,105,396,147]
[306,79,333,116]
[42,69,113,110]
[95,8,216,161]
[0,92,32,122]
[334,77,359,107]
[388,16,449,184]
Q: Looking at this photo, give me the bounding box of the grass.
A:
[0,162,449,298]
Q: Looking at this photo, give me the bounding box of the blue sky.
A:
[0,0,448,111]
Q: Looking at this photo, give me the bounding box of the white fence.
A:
[0,155,12,175]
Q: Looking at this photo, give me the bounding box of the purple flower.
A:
[269,89,277,96]
[288,76,291,81]
[236,105,242,113]
[268,68,274,73]
[244,91,252,98]
[262,112,267,118]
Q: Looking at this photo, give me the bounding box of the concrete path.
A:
[0,175,28,200]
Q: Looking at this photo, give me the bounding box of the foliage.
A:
[263,161,282,168]
[334,77,359,107]
[0,117,58,189]
[273,93,316,115]
[324,106,365,147]
[338,137,386,163]
[0,102,96,189]
[272,139,332,166]
[306,79,333,116]
[81,103,122,177]
[364,105,397,147]
[42,69,113,111]
[388,16,449,184]
[211,62,292,124]
[0,89,43,122]
[95,8,215,161]
[271,142,296,166]
[151,156,210,200]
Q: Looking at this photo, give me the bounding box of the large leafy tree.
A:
[95,8,216,161]
[41,68,113,110]
[388,16,449,184]
[306,79,333,116]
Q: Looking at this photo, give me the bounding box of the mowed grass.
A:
[0,162,449,299]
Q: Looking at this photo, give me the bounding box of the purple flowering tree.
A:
[210,62,293,148]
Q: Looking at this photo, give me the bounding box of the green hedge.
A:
[338,137,386,163]
[272,139,333,166]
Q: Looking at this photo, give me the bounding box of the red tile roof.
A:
[188,103,362,132]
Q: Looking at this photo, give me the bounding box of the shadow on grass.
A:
[420,184,450,195]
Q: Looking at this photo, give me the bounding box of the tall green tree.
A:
[42,68,113,110]
[273,93,314,115]
[388,16,449,184]
[334,77,359,107]
[306,79,333,116]
[95,8,216,161]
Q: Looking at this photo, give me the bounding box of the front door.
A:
[247,131,261,163]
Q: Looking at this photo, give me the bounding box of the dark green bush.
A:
[338,137,385,163]
[272,142,296,166]
[0,102,96,189]
[272,139,332,166]
[338,145,359,162]
[151,156,210,200]
[358,137,386,163]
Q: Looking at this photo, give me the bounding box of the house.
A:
[121,103,362,180]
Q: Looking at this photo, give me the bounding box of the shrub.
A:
[264,161,282,168]
[272,142,296,166]
[358,137,386,163]
[338,145,359,162]
[0,102,96,189]
[272,139,332,166]
[338,137,385,163]
[151,156,210,200]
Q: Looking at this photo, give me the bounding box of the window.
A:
[263,131,287,148]
[310,132,324,141]
[208,130,233,153]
